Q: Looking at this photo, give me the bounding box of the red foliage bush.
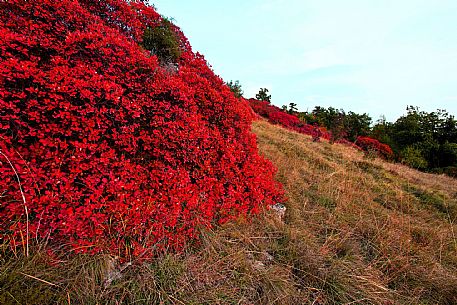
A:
[335,138,363,150]
[248,99,394,158]
[356,136,394,159]
[247,99,331,140]
[0,0,283,259]
[248,99,277,118]
[269,111,302,128]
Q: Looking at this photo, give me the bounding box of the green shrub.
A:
[142,18,181,64]
[401,146,428,169]
[441,142,457,167]
[226,80,243,98]
[255,88,271,103]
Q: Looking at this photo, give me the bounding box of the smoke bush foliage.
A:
[0,0,283,259]
[356,137,394,159]
[248,99,331,141]
[248,99,395,158]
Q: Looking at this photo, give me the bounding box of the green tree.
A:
[142,17,181,65]
[301,106,372,143]
[401,146,428,169]
[288,102,298,114]
[440,142,457,167]
[391,106,425,147]
[375,106,457,171]
[437,112,457,144]
[328,112,346,144]
[371,116,395,153]
[343,111,371,142]
[226,80,243,98]
[255,88,271,103]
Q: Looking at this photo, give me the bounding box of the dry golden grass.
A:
[251,120,457,304]
[1,120,457,304]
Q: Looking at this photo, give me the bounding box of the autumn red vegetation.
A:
[248,99,331,141]
[356,136,394,159]
[0,0,283,259]
[248,99,393,158]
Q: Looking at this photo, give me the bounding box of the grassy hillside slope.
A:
[2,120,457,304]
[249,120,457,304]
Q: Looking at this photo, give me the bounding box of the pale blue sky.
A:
[152,0,457,122]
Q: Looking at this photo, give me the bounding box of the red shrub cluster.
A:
[248,100,394,158]
[335,138,363,150]
[0,0,283,259]
[356,137,394,159]
[248,99,330,140]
